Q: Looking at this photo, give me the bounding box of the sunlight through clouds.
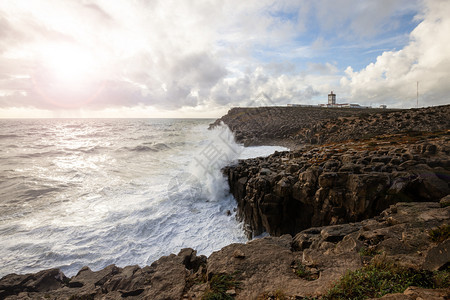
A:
[0,0,448,117]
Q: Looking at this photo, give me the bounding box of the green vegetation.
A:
[202,273,240,300]
[295,261,317,281]
[324,258,449,300]
[257,289,288,300]
[433,267,450,287]
[428,224,450,243]
[358,246,380,257]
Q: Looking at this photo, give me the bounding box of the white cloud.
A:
[341,0,450,107]
[0,0,444,117]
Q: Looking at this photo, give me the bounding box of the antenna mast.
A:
[416,81,419,108]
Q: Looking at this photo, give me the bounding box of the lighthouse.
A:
[328,91,336,106]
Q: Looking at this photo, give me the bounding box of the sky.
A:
[0,0,449,118]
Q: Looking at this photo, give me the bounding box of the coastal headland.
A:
[1,105,449,299]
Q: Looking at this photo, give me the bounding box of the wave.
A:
[64,124,84,129]
[22,187,61,200]
[119,143,171,153]
[136,135,158,140]
[0,134,20,139]
[62,146,107,154]
[0,119,287,278]
[75,133,103,138]
[15,150,67,159]
[189,123,244,202]
[152,143,171,151]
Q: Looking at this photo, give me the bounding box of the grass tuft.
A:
[324,258,449,300]
[295,261,317,281]
[358,246,380,257]
[202,273,240,300]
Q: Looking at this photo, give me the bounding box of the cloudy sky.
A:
[0,0,449,118]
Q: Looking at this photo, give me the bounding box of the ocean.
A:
[0,118,287,277]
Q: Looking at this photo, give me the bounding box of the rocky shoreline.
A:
[224,130,450,239]
[1,105,450,299]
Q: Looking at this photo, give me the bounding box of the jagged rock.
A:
[2,249,206,300]
[0,268,66,299]
[225,132,450,237]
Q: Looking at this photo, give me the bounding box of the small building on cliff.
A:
[328,91,336,105]
[320,91,372,108]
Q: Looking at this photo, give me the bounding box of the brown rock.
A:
[440,195,450,207]
[423,239,450,271]
[233,249,246,259]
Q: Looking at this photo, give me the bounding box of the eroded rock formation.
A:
[225,132,450,238]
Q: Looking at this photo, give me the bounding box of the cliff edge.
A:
[210,105,450,148]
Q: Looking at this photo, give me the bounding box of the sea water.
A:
[0,119,287,277]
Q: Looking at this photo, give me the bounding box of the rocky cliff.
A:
[224,131,450,238]
[210,105,450,147]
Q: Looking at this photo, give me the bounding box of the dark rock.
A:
[440,195,450,207]
[225,127,450,238]
[210,105,450,147]
[0,268,66,298]
[423,239,450,271]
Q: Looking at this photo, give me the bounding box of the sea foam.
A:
[0,119,287,277]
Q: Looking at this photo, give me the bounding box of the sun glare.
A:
[40,43,98,87]
[33,42,105,108]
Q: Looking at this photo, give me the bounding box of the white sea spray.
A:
[0,119,287,277]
